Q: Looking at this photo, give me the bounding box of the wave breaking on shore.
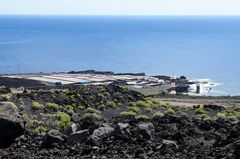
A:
[188,78,222,96]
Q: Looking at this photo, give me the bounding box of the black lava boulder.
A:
[137,122,155,140]
[115,123,132,139]
[156,139,179,151]
[42,129,65,148]
[67,129,89,145]
[0,102,24,148]
[91,124,114,146]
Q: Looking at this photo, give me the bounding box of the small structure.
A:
[196,84,200,94]
[169,75,177,95]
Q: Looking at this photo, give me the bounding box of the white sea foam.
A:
[188,78,221,96]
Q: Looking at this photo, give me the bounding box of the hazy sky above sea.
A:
[0,0,240,15]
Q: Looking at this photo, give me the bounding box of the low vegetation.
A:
[46,102,60,110]
[55,112,73,129]
[106,101,117,108]
[83,113,102,121]
[144,107,152,112]
[34,126,48,134]
[0,93,12,101]
[1,102,18,110]
[86,108,101,114]
[32,102,44,110]
[196,107,207,114]
[136,100,151,108]
[216,112,226,120]
[120,111,137,117]
[128,106,141,114]
[2,83,240,137]
[166,108,176,115]
[135,114,149,120]
[153,111,164,118]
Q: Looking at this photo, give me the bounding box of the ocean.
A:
[0,15,240,96]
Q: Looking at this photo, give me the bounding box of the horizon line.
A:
[1,13,240,17]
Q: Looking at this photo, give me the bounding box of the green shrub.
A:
[233,105,240,111]
[144,107,152,112]
[216,113,226,120]
[78,105,86,110]
[65,105,74,112]
[120,111,137,117]
[128,106,141,114]
[153,111,164,118]
[83,113,102,121]
[31,120,44,125]
[86,108,101,114]
[1,102,18,110]
[145,97,161,105]
[103,92,111,97]
[99,103,106,109]
[49,89,56,93]
[64,108,74,115]
[45,113,56,118]
[135,115,149,120]
[83,112,91,119]
[165,103,173,107]
[166,108,176,115]
[32,102,44,110]
[221,107,240,116]
[32,115,38,119]
[98,93,105,99]
[228,116,238,123]
[129,102,136,107]
[46,102,59,110]
[203,116,213,121]
[55,112,73,129]
[0,93,12,101]
[152,99,161,105]
[61,89,70,94]
[0,85,6,89]
[196,107,207,114]
[117,102,122,107]
[107,101,117,108]
[136,100,151,108]
[34,126,48,134]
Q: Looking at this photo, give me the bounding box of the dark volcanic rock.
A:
[232,140,240,159]
[42,129,65,148]
[135,147,146,159]
[204,104,225,111]
[91,124,114,146]
[71,113,81,123]
[137,122,155,140]
[0,102,24,148]
[2,101,240,159]
[0,77,46,88]
[65,123,78,136]
[67,129,89,145]
[115,123,131,139]
[157,139,179,151]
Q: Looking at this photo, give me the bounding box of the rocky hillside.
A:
[1,84,240,158]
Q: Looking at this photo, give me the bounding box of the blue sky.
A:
[1,0,240,15]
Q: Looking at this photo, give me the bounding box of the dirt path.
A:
[158,97,240,107]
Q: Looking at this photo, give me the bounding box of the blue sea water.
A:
[0,15,240,96]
